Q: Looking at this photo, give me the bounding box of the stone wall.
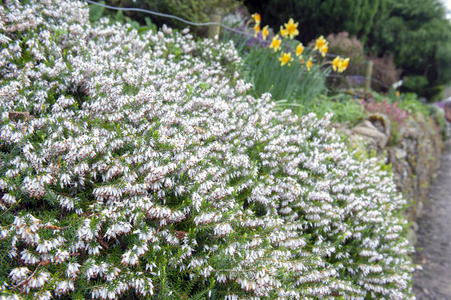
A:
[333,112,445,245]
[388,115,444,220]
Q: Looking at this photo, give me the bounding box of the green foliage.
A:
[105,0,241,36]
[88,1,157,32]
[367,0,451,100]
[423,85,445,102]
[219,26,253,57]
[307,94,367,126]
[402,75,429,94]
[89,0,106,22]
[244,0,387,44]
[243,46,328,104]
[275,93,368,127]
[396,93,432,116]
[428,104,450,140]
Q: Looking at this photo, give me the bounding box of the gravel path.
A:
[413,140,451,299]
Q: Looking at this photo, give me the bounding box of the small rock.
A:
[416,201,424,218]
[368,113,392,137]
[411,221,419,232]
[408,229,417,246]
[394,147,407,160]
[351,121,389,148]
[350,134,378,154]
[405,119,420,139]
[355,120,376,130]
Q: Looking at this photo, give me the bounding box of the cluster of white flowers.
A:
[0,0,415,299]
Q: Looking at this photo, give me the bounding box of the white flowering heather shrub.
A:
[0,0,415,299]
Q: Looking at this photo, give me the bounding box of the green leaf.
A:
[145,17,153,27]
[88,1,105,22]
[124,17,140,30]
[115,9,123,23]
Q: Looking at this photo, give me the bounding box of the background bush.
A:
[402,75,429,95]
[370,54,402,93]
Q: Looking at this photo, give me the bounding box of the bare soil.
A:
[413,140,451,299]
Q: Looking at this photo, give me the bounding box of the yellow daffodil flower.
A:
[338,57,349,73]
[314,35,326,51]
[251,13,261,24]
[332,56,350,73]
[262,25,269,40]
[342,58,349,69]
[314,36,329,57]
[280,26,287,38]
[254,24,261,37]
[296,43,304,56]
[320,44,328,57]
[332,56,341,72]
[284,18,299,39]
[306,58,313,71]
[279,52,293,66]
[269,35,281,52]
